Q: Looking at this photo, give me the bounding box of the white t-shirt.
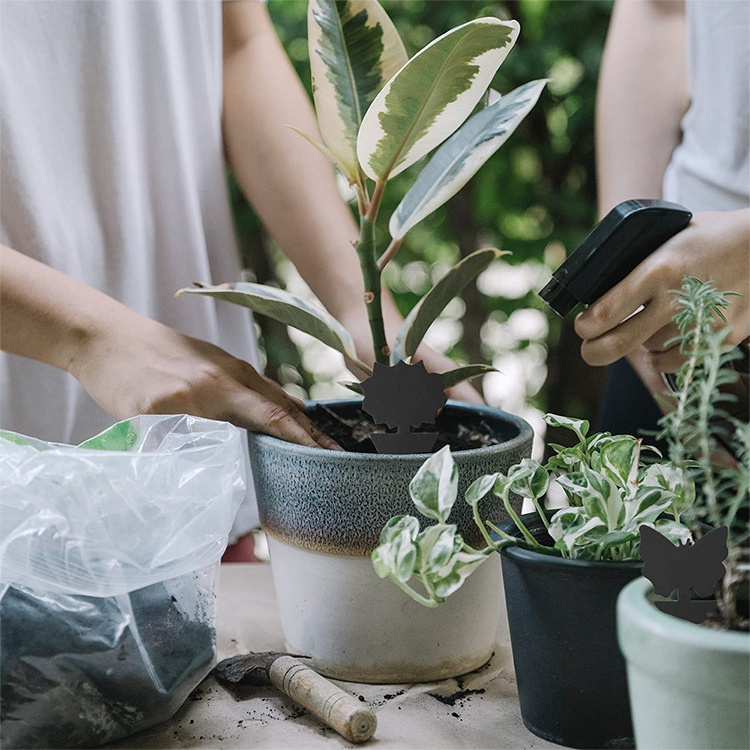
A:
[1,0,261,533]
[663,0,750,210]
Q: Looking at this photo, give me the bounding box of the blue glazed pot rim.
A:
[247,398,534,461]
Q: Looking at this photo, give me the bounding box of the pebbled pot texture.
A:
[248,399,534,683]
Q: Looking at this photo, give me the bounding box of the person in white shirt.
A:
[575,0,749,435]
[0,1,474,558]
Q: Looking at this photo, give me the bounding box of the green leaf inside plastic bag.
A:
[77,420,138,451]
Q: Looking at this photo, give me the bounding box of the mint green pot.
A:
[617,577,749,750]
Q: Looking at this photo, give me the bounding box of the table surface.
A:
[106,563,560,750]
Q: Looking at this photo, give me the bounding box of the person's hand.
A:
[575,208,750,373]
[70,313,341,450]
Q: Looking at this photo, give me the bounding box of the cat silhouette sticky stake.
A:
[361,360,447,454]
[639,524,728,624]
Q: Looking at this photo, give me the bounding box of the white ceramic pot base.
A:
[267,535,505,684]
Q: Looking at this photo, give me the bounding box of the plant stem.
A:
[501,490,539,547]
[394,579,439,608]
[357,214,390,365]
[472,500,496,548]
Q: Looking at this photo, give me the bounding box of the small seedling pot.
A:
[248,398,533,683]
[498,513,642,749]
[617,576,750,750]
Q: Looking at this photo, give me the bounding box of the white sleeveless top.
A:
[0,0,260,445]
[663,0,750,210]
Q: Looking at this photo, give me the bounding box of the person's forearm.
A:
[596,0,689,217]
[0,244,126,373]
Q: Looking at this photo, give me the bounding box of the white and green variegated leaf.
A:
[507,458,550,500]
[599,435,640,489]
[642,463,695,516]
[309,0,407,181]
[390,79,546,240]
[417,523,461,573]
[176,283,371,374]
[626,487,674,526]
[371,515,420,583]
[429,549,491,598]
[441,364,497,390]
[549,511,605,555]
[580,464,623,530]
[597,529,638,548]
[465,472,500,508]
[544,413,590,444]
[651,518,693,547]
[391,248,505,363]
[358,18,519,181]
[409,445,458,523]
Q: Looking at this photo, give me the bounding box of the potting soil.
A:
[0,580,215,749]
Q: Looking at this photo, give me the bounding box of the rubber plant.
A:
[177,0,546,392]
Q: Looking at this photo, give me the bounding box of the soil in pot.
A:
[498,513,641,750]
[307,401,511,453]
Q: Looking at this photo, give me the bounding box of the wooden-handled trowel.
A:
[213,652,377,743]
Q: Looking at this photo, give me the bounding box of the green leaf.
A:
[338,380,364,395]
[627,487,674,526]
[580,464,623,530]
[371,515,420,583]
[507,458,550,499]
[599,435,640,488]
[465,473,500,507]
[77,420,138,451]
[549,512,605,556]
[308,0,407,181]
[409,445,458,523]
[391,248,505,363]
[358,18,519,181]
[544,413,590,443]
[652,519,693,547]
[389,79,546,240]
[176,283,371,375]
[418,523,461,573]
[430,549,491,598]
[441,364,497,390]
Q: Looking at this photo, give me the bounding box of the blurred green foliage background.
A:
[231,0,615,446]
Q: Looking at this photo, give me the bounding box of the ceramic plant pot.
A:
[248,399,533,683]
[617,576,750,750]
[498,513,642,749]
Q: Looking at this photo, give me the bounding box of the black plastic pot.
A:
[498,513,642,749]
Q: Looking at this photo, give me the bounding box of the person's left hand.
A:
[574,208,750,373]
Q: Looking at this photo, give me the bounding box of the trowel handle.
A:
[268,655,377,743]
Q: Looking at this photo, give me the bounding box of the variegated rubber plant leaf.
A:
[358,17,519,181]
[176,283,371,374]
[390,79,547,241]
[308,0,407,183]
[391,248,507,363]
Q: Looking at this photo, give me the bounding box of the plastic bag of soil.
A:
[0,415,246,749]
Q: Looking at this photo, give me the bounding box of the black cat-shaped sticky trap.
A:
[639,524,728,623]
[361,360,447,454]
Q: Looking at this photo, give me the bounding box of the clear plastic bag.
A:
[0,415,246,748]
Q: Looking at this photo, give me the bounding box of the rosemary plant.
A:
[657,276,750,631]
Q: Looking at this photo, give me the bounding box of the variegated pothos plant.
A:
[178,0,546,389]
[372,413,696,607]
